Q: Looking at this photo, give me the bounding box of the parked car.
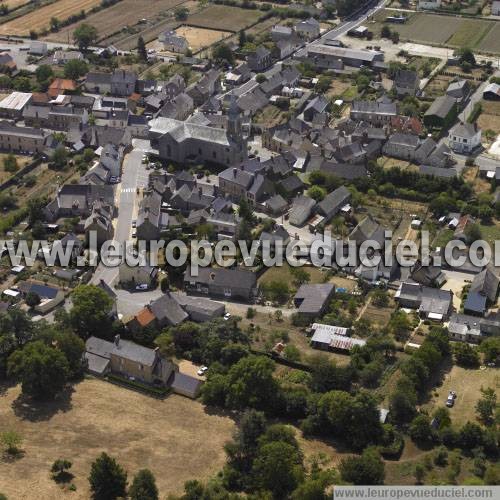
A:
[197,366,208,376]
[223,313,232,321]
[446,391,456,407]
[132,220,137,228]
[135,284,148,291]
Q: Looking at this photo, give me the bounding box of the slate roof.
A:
[450,121,479,139]
[184,266,257,290]
[149,292,188,325]
[289,195,316,226]
[317,185,351,218]
[86,336,157,366]
[470,264,499,302]
[294,283,334,314]
[349,214,385,246]
[425,95,456,119]
[464,291,487,314]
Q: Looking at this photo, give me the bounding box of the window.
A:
[212,151,216,159]
[223,287,232,297]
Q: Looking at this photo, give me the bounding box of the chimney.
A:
[114,334,120,347]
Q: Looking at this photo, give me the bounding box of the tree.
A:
[51,459,73,483]
[291,267,310,287]
[25,291,41,309]
[291,478,328,500]
[225,356,279,411]
[315,74,332,93]
[465,223,482,244]
[455,47,476,67]
[88,452,127,500]
[64,59,88,80]
[414,463,425,484]
[475,387,497,426]
[372,289,389,307]
[381,25,391,38]
[307,185,326,202]
[459,422,484,450]
[389,388,416,424]
[409,415,433,444]
[70,285,113,339]
[255,73,267,83]
[212,42,234,65]
[129,469,158,500]
[73,23,98,51]
[339,448,385,485]
[50,17,60,32]
[51,146,69,170]
[252,441,304,498]
[7,341,69,399]
[1,430,22,455]
[35,64,53,84]
[3,153,18,173]
[137,36,147,61]
[454,342,480,367]
[174,6,189,20]
[479,337,500,363]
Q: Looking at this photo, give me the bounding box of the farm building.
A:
[159,31,189,53]
[0,91,32,119]
[310,323,366,352]
[293,284,335,318]
[483,83,500,100]
[424,95,457,129]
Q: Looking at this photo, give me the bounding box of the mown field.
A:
[185,4,263,32]
[1,0,30,9]
[0,378,235,499]
[0,0,102,35]
[45,0,187,43]
[371,10,500,53]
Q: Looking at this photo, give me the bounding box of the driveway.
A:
[441,270,474,310]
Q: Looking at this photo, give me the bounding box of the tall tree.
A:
[7,341,69,399]
[73,23,98,51]
[70,285,113,339]
[88,452,127,500]
[129,469,158,500]
[137,36,147,61]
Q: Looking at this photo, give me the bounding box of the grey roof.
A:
[86,336,157,366]
[149,117,232,147]
[266,194,288,212]
[419,165,456,178]
[294,283,334,314]
[0,120,47,139]
[219,165,254,188]
[351,99,397,116]
[317,185,351,218]
[387,132,419,148]
[470,264,499,302]
[259,225,290,244]
[464,291,487,314]
[172,293,225,316]
[149,293,188,325]
[184,266,256,290]
[305,44,383,63]
[170,371,202,397]
[450,121,479,139]
[349,214,385,246]
[425,95,456,119]
[289,195,316,226]
[419,287,452,316]
[394,69,418,86]
[448,313,482,337]
[86,72,112,85]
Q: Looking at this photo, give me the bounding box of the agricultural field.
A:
[175,25,230,52]
[371,11,500,53]
[1,0,30,9]
[478,23,500,53]
[45,0,187,43]
[0,378,235,500]
[185,4,263,32]
[0,0,103,35]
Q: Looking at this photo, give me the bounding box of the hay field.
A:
[0,0,102,35]
[185,4,262,32]
[44,0,186,43]
[0,378,235,499]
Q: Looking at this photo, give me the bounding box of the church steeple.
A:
[227,95,242,141]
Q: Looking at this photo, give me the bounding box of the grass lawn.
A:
[0,378,235,499]
[477,220,500,247]
[422,365,500,426]
[432,228,455,249]
[185,4,262,32]
[258,262,327,288]
[446,19,493,48]
[477,100,500,136]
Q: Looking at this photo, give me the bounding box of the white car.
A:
[131,230,137,238]
[197,366,208,376]
[135,284,148,291]
[223,313,232,321]
[132,220,137,228]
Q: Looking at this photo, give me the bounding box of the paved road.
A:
[91,143,150,286]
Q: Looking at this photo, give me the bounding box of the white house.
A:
[449,122,482,154]
[492,1,500,16]
[418,0,442,9]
